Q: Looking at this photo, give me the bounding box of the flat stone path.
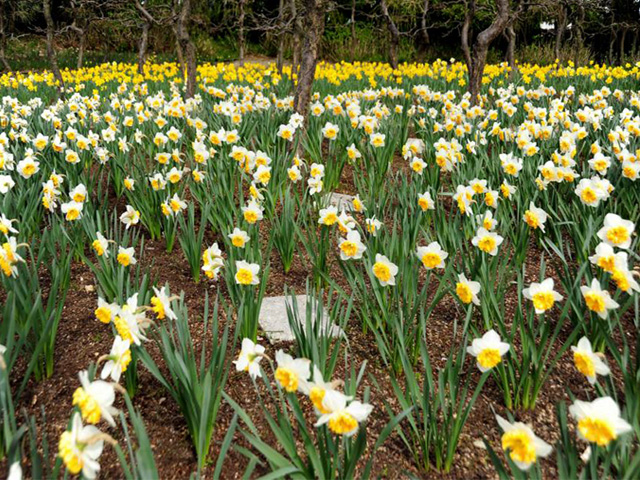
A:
[258,295,344,343]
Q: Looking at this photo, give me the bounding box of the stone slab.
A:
[258,295,344,343]
[328,192,355,212]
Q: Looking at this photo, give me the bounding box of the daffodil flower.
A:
[234,338,265,379]
[72,370,118,426]
[571,337,610,385]
[495,415,552,471]
[58,413,106,479]
[569,396,632,446]
[456,273,481,306]
[315,390,373,437]
[580,278,619,319]
[467,330,509,372]
[274,350,310,393]
[523,278,563,314]
[372,254,398,286]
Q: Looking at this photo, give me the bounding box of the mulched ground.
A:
[3,153,637,479]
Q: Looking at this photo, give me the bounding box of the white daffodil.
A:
[91,231,110,258]
[416,242,448,270]
[0,213,18,236]
[522,278,563,314]
[569,396,632,446]
[580,278,619,319]
[597,213,634,249]
[372,254,398,286]
[61,201,84,221]
[72,370,118,426]
[418,191,435,211]
[119,205,140,229]
[228,228,250,248]
[100,336,132,383]
[235,260,260,286]
[495,415,552,471]
[58,413,105,479]
[472,227,504,256]
[150,286,177,320]
[571,337,610,385]
[523,202,548,232]
[338,230,366,260]
[242,200,263,224]
[467,329,510,372]
[318,206,339,226]
[234,338,265,379]
[117,246,136,267]
[456,273,481,306]
[274,350,310,393]
[307,366,345,414]
[588,242,616,273]
[315,389,373,437]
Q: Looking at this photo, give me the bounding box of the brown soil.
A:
[3,152,637,480]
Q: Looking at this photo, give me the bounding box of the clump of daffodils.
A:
[235,340,373,437]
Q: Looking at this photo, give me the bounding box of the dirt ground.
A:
[3,150,636,480]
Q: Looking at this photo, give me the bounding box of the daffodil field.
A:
[0,59,639,479]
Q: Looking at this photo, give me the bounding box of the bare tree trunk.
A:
[43,0,64,97]
[554,2,566,63]
[0,0,11,72]
[420,0,429,45]
[463,0,511,104]
[380,0,399,69]
[77,26,86,69]
[175,35,185,73]
[290,0,303,74]
[293,0,325,118]
[350,0,356,61]
[138,21,150,74]
[574,2,585,65]
[69,14,86,70]
[609,23,617,65]
[176,0,196,98]
[461,0,473,70]
[135,0,154,75]
[506,25,515,79]
[238,0,246,63]
[276,0,285,72]
[292,32,301,72]
[620,26,627,63]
